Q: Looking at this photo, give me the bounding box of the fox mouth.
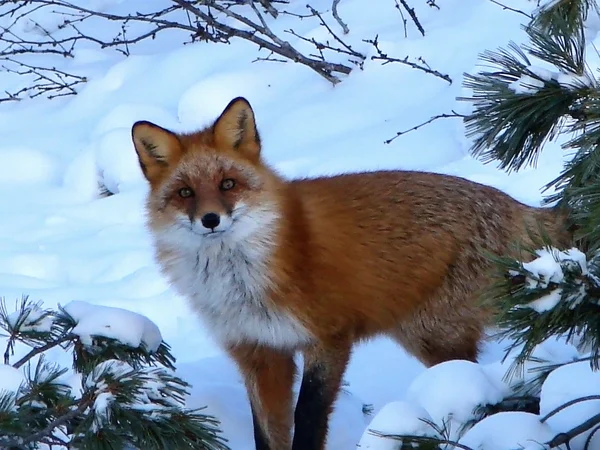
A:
[190,228,226,237]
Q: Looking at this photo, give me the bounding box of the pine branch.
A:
[547,411,600,448]
[482,244,600,372]
[460,18,595,172]
[13,334,74,369]
[0,298,230,449]
[368,430,473,450]
[532,0,598,37]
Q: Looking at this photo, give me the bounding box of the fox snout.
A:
[186,207,234,236]
[200,212,221,230]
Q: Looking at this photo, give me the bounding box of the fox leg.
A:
[227,344,296,450]
[292,339,352,450]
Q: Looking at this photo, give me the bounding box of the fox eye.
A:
[178,187,194,198]
[220,178,236,191]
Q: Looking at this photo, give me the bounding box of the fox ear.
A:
[131,121,183,185]
[213,97,261,162]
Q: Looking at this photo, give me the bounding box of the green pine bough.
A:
[0,296,229,450]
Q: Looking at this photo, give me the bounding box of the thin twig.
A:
[488,0,533,19]
[395,2,409,38]
[257,0,278,18]
[13,334,75,369]
[397,0,425,36]
[541,395,600,423]
[366,36,452,84]
[332,0,349,34]
[0,0,362,90]
[385,111,465,144]
[306,5,363,59]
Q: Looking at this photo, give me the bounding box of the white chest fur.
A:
[156,232,311,349]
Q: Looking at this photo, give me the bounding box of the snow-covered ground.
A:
[1,0,600,448]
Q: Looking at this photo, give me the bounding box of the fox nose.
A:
[200,212,221,230]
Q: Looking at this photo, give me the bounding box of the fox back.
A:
[132,97,572,450]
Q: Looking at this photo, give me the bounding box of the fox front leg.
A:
[292,340,352,450]
[228,344,296,450]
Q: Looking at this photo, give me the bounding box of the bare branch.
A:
[332,0,349,34]
[0,59,86,103]
[0,0,367,94]
[366,35,452,84]
[395,0,425,36]
[257,0,279,18]
[385,110,465,144]
[488,0,533,19]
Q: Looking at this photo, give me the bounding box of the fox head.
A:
[131,97,282,247]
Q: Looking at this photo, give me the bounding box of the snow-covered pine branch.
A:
[0,296,229,450]
[488,246,600,371]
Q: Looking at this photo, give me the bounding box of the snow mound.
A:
[177,72,269,129]
[92,103,177,138]
[63,300,163,352]
[406,360,503,438]
[358,401,438,450]
[63,146,101,200]
[540,360,600,450]
[458,411,557,450]
[0,146,60,186]
[94,127,145,194]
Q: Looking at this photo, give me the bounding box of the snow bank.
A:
[0,146,60,187]
[63,300,162,352]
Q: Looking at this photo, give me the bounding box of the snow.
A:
[0,364,25,397]
[0,0,596,448]
[509,74,546,95]
[482,337,580,398]
[508,66,595,95]
[358,401,439,450]
[63,300,162,352]
[514,247,589,313]
[522,248,588,290]
[405,360,504,440]
[458,411,557,450]
[540,361,600,450]
[7,303,54,333]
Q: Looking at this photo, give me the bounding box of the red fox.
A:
[131,97,572,450]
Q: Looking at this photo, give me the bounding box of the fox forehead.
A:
[168,151,263,189]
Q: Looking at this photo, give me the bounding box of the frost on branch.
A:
[0,295,229,450]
